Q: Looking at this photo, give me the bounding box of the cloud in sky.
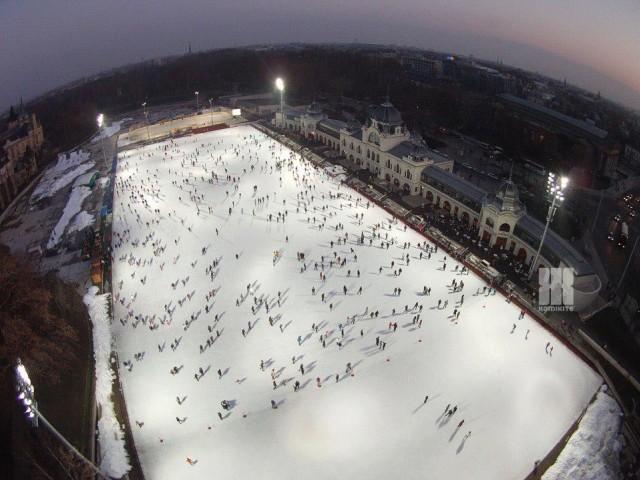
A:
[1,0,638,110]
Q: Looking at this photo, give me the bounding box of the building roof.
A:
[348,129,363,141]
[317,118,347,133]
[518,215,595,276]
[497,93,608,140]
[371,101,403,126]
[306,101,323,115]
[483,180,525,215]
[420,166,486,204]
[282,106,306,117]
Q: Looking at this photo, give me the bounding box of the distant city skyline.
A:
[1,0,639,112]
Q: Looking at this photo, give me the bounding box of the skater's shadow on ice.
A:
[361,346,383,357]
[306,361,317,373]
[436,412,452,427]
[449,426,461,442]
[411,394,443,415]
[300,379,312,390]
[456,437,468,454]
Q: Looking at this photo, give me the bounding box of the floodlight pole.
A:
[209,98,214,125]
[527,174,568,281]
[142,102,150,141]
[589,188,605,239]
[276,78,284,128]
[97,114,108,169]
[616,235,639,296]
[195,91,199,111]
[15,360,108,479]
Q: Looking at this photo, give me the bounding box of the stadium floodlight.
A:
[14,359,108,478]
[195,91,200,111]
[209,98,214,125]
[275,78,284,127]
[527,173,569,280]
[97,114,107,168]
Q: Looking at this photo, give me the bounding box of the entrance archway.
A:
[426,191,434,203]
[461,211,470,225]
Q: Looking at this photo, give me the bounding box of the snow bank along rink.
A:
[110,124,602,480]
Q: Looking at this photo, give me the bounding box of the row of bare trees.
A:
[0,246,93,479]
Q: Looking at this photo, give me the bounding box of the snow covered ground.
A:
[93,119,129,142]
[84,287,130,478]
[46,173,93,249]
[111,125,602,480]
[31,149,93,203]
[543,385,623,480]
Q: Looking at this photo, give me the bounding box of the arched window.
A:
[485,217,494,228]
[499,223,510,232]
[357,145,361,154]
[386,159,391,168]
[368,132,381,145]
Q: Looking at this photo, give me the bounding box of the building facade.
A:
[0,105,44,210]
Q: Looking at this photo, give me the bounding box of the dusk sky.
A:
[1,0,639,111]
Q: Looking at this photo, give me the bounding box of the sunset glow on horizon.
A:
[1,0,638,110]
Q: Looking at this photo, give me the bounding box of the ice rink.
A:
[111,124,602,480]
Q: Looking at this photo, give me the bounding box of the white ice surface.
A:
[543,385,623,480]
[31,149,93,203]
[111,125,602,480]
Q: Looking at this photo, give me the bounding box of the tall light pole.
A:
[616,235,639,297]
[276,78,284,128]
[209,98,214,125]
[142,102,150,141]
[527,173,569,280]
[15,359,108,479]
[195,91,200,111]
[96,113,107,169]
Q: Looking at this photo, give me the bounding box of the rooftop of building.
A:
[483,180,526,215]
[497,93,608,140]
[317,118,347,133]
[371,101,403,126]
[420,165,486,204]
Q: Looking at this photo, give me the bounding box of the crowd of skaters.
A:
[110,126,555,469]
